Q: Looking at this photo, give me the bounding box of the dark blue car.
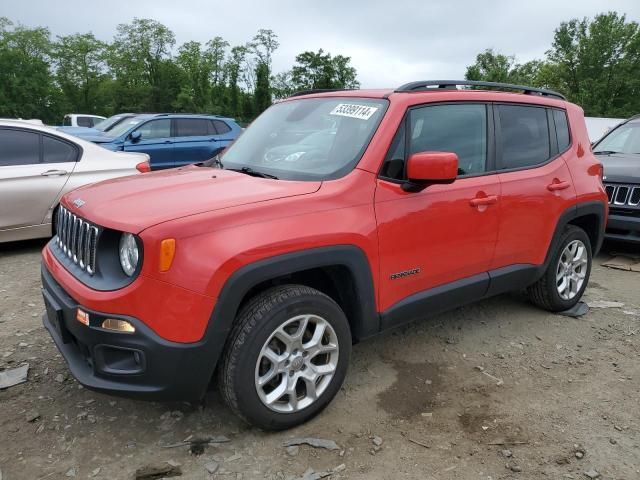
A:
[87,114,242,170]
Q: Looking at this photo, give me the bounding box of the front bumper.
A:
[42,265,216,400]
[605,213,640,244]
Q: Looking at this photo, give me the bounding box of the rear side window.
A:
[409,104,488,176]
[175,118,214,137]
[212,120,232,134]
[497,105,550,169]
[77,117,93,127]
[553,109,570,152]
[0,129,40,166]
[43,135,77,163]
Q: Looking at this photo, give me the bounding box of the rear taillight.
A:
[136,161,150,173]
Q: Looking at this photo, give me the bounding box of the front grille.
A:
[55,206,99,275]
[604,183,640,207]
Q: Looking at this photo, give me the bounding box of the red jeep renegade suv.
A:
[41,81,608,430]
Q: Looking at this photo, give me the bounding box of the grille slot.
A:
[604,183,640,207]
[55,206,99,275]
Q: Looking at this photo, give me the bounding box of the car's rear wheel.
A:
[218,285,351,430]
[527,225,592,312]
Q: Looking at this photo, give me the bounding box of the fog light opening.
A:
[101,318,135,333]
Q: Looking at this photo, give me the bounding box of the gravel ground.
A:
[0,239,638,480]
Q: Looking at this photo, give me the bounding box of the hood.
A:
[600,153,640,184]
[62,166,321,233]
[58,126,100,136]
[84,133,115,143]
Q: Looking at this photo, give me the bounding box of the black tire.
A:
[218,285,352,430]
[526,225,592,312]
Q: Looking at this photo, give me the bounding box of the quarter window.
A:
[212,120,232,134]
[498,105,551,169]
[43,135,77,163]
[553,109,570,152]
[135,119,171,140]
[0,129,40,166]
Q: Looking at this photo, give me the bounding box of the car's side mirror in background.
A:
[402,151,459,192]
[129,131,142,142]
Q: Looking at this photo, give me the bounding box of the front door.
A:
[124,119,174,170]
[374,103,500,326]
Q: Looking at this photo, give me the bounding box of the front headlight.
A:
[119,233,139,276]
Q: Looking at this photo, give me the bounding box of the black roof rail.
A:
[395,80,566,100]
[289,88,355,97]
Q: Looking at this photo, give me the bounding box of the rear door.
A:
[123,119,173,170]
[375,102,500,325]
[172,118,219,167]
[0,128,77,231]
[492,104,576,269]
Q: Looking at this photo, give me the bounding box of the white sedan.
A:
[0,120,150,243]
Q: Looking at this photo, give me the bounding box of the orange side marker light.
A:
[159,239,176,272]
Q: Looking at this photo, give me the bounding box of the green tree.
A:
[271,70,295,99]
[53,33,109,114]
[107,18,176,111]
[465,48,544,86]
[545,12,640,116]
[290,49,359,91]
[254,61,271,114]
[226,45,248,118]
[0,18,59,122]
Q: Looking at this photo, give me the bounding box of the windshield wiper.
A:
[594,150,620,155]
[229,167,278,180]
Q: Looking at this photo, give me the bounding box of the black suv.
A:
[593,115,640,244]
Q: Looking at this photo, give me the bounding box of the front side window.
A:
[498,105,551,169]
[135,119,171,140]
[594,122,640,155]
[43,136,77,163]
[0,129,40,166]
[220,97,387,180]
[63,116,72,126]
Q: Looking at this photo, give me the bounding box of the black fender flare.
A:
[198,245,378,390]
[543,200,606,271]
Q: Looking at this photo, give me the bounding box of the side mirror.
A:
[403,151,459,192]
[129,131,142,142]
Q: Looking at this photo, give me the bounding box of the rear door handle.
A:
[469,195,498,207]
[547,180,571,191]
[41,170,68,176]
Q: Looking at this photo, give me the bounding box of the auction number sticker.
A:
[330,103,379,120]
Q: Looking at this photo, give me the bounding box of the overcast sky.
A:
[2,0,639,87]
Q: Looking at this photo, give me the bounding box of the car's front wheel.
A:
[218,285,351,430]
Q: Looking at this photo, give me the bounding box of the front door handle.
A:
[469,195,498,207]
[41,170,68,176]
[547,180,571,191]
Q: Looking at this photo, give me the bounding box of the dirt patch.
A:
[376,359,445,418]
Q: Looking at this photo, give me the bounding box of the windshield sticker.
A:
[330,104,379,120]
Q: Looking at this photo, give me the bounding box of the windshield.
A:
[103,117,145,138]
[93,115,130,132]
[594,122,640,154]
[220,97,388,180]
